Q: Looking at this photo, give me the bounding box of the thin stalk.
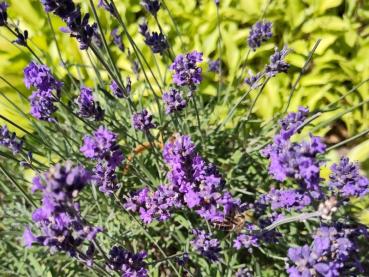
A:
[0,164,37,208]
[216,4,222,102]
[245,77,270,120]
[161,0,185,51]
[284,39,321,113]
[326,128,369,152]
[192,97,204,139]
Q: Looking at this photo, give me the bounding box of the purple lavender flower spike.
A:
[233,233,259,251]
[98,0,115,16]
[24,162,102,261]
[76,87,104,121]
[29,90,58,121]
[208,59,220,73]
[111,28,124,51]
[247,21,273,51]
[265,46,290,77]
[191,229,221,261]
[0,1,8,26]
[139,22,168,55]
[162,88,187,114]
[132,109,156,131]
[244,70,263,89]
[141,0,160,16]
[81,126,124,194]
[329,157,369,198]
[107,246,148,276]
[170,51,203,90]
[24,62,63,92]
[40,0,97,50]
[0,125,23,154]
[258,188,311,211]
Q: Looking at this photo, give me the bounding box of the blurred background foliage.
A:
[1,0,369,275]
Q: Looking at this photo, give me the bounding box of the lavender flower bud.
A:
[191,230,221,261]
[76,87,104,121]
[265,46,290,77]
[247,21,272,51]
[132,109,156,131]
[0,125,23,154]
[162,88,187,114]
[141,0,160,16]
[111,28,124,51]
[107,246,147,276]
[0,1,8,26]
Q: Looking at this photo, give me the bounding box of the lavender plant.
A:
[0,0,369,276]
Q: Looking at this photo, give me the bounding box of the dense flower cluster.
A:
[24,62,63,121]
[40,0,98,50]
[141,0,160,16]
[262,107,326,198]
[81,126,124,194]
[247,21,272,50]
[170,51,203,90]
[139,22,168,54]
[0,1,8,26]
[287,225,364,277]
[258,188,311,211]
[265,46,290,77]
[329,157,369,199]
[107,246,147,277]
[191,230,221,261]
[162,88,187,114]
[126,135,239,224]
[132,109,156,132]
[111,28,124,52]
[76,87,104,121]
[23,162,102,264]
[0,125,23,154]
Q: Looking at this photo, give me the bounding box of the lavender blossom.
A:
[111,28,124,51]
[141,0,160,16]
[40,0,98,50]
[98,0,115,16]
[0,1,8,26]
[233,233,259,251]
[24,162,102,261]
[76,87,104,121]
[208,59,220,73]
[132,109,156,131]
[107,246,147,277]
[244,70,263,88]
[81,126,124,194]
[191,230,221,261]
[170,51,203,90]
[287,225,362,277]
[24,62,63,92]
[139,22,168,55]
[0,125,23,154]
[329,157,369,198]
[13,28,28,46]
[258,188,311,211]
[29,90,58,121]
[110,80,130,98]
[162,88,187,114]
[247,21,273,51]
[235,268,253,277]
[265,46,290,77]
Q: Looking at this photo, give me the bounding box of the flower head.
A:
[139,22,168,54]
[132,109,156,131]
[162,88,187,114]
[24,62,63,92]
[111,28,124,51]
[265,46,290,77]
[192,230,221,261]
[208,59,220,73]
[170,51,203,90]
[329,157,369,198]
[141,0,160,16]
[0,1,8,26]
[0,125,23,154]
[29,90,58,121]
[248,21,273,50]
[76,87,104,121]
[107,246,147,277]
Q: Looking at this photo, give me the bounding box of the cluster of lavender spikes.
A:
[125,135,239,224]
[24,62,63,121]
[80,126,124,194]
[287,225,366,277]
[0,125,23,154]
[23,162,102,264]
[40,0,99,50]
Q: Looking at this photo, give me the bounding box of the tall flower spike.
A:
[247,21,273,51]
[0,125,23,154]
[170,51,203,91]
[139,22,168,55]
[162,88,187,114]
[329,157,369,198]
[132,109,156,132]
[0,1,8,26]
[29,90,58,122]
[24,62,63,92]
[265,46,290,77]
[76,87,104,121]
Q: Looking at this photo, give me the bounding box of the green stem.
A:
[326,128,369,152]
